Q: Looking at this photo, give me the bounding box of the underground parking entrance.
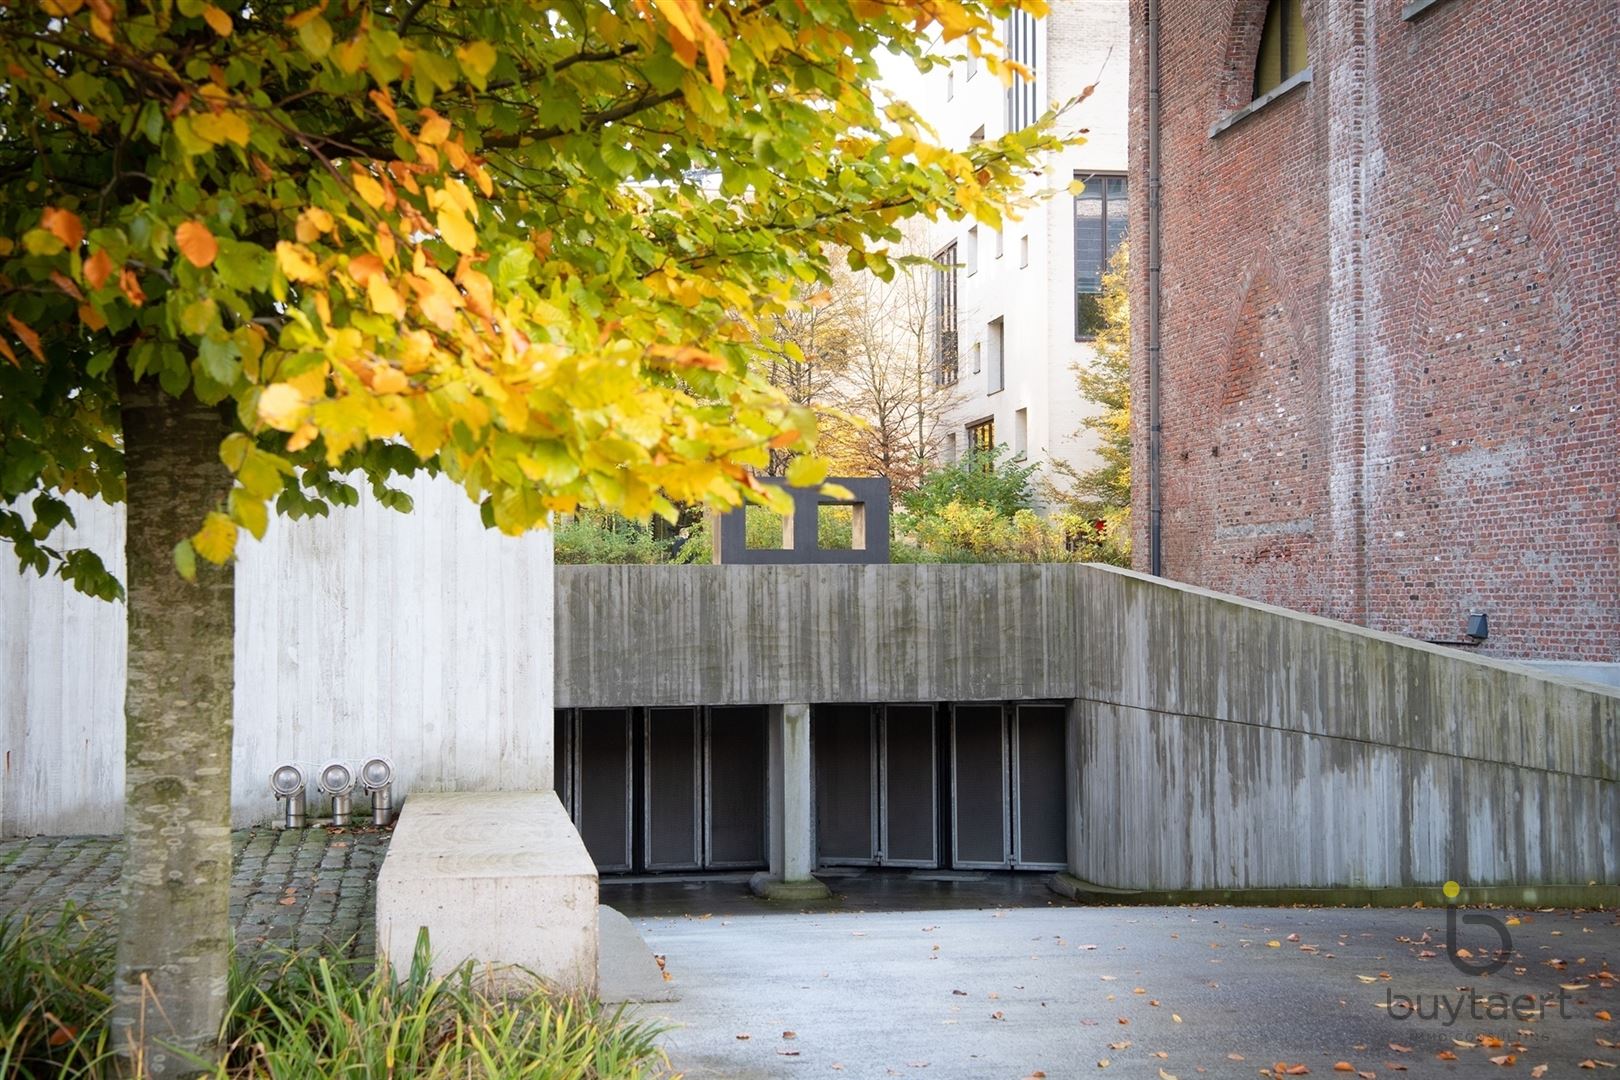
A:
[553,701,1069,899]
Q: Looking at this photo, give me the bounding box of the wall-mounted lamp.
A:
[1466,611,1489,641]
[318,761,356,826]
[360,756,394,826]
[269,763,307,829]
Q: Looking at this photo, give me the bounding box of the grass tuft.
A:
[1,916,670,1079]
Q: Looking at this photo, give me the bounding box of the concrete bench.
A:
[375,791,598,994]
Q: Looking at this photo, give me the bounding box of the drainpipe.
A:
[1146,0,1164,576]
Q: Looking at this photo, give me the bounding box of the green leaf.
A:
[173,538,198,581]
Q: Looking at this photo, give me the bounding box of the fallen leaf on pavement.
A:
[1388,1044,1412,1053]
[1490,1056,1517,1067]
[1333,1065,1353,1073]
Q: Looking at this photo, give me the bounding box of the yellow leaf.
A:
[275,241,322,283]
[455,41,498,87]
[296,206,334,243]
[367,273,406,317]
[436,207,477,254]
[192,110,251,146]
[192,511,237,565]
[785,456,828,488]
[258,383,308,431]
[175,221,218,268]
[202,4,232,36]
[418,110,451,146]
[352,171,387,209]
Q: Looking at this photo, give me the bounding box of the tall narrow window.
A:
[967,226,979,274]
[987,317,1005,394]
[1013,408,1028,456]
[1253,0,1307,99]
[1074,173,1128,339]
[1004,10,1038,132]
[933,242,959,386]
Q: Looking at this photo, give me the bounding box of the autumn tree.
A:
[1050,242,1130,560]
[0,0,1071,1071]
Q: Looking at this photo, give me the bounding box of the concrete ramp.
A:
[598,905,677,1004]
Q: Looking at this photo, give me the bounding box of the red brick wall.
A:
[1133,0,1619,660]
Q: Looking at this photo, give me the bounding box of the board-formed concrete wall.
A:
[1071,565,1620,892]
[557,563,1620,896]
[554,563,1083,707]
[1,474,553,836]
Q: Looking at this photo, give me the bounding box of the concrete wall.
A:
[1074,566,1619,891]
[1,474,554,836]
[557,563,1620,895]
[554,564,1081,708]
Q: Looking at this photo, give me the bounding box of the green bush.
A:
[900,445,1038,519]
[552,512,671,565]
[0,913,669,1080]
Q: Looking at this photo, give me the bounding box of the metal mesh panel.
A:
[705,706,767,868]
[951,704,1009,867]
[1014,704,1068,868]
[814,704,877,864]
[645,707,701,870]
[881,705,937,866]
[576,708,632,872]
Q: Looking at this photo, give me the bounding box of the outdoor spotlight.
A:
[318,760,357,826]
[269,763,307,828]
[1466,611,1489,640]
[359,756,395,826]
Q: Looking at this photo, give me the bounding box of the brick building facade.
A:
[1131,0,1618,660]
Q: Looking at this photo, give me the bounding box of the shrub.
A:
[552,512,672,565]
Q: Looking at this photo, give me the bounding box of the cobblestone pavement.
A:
[0,826,391,959]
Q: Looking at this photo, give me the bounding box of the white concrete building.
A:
[916,2,1129,495]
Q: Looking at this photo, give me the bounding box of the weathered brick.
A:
[1131,0,1618,660]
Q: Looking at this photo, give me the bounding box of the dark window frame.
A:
[1073,172,1128,341]
[966,417,996,466]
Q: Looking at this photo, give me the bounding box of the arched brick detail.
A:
[1371,142,1611,655]
[1214,0,1322,114]
[1192,251,1329,613]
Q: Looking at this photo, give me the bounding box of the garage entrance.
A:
[812,702,1068,872]
[554,706,769,874]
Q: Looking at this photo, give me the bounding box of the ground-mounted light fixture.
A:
[269,763,307,828]
[1466,611,1489,641]
[318,760,357,826]
[360,756,394,826]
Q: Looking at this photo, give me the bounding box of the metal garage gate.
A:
[554,706,769,874]
[813,704,939,867]
[813,701,1066,872]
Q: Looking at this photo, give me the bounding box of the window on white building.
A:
[1014,408,1028,456]
[933,242,959,386]
[1005,10,1038,133]
[1020,235,1029,268]
[987,317,1005,394]
[971,341,982,374]
[995,228,1004,259]
[1074,173,1129,339]
[967,226,979,275]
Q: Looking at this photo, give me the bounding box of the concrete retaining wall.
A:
[1071,566,1619,892]
[1,474,554,835]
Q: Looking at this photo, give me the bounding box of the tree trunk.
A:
[112,377,235,1078]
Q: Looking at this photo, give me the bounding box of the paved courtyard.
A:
[630,896,1620,1080]
[0,827,389,957]
[4,842,1618,1079]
